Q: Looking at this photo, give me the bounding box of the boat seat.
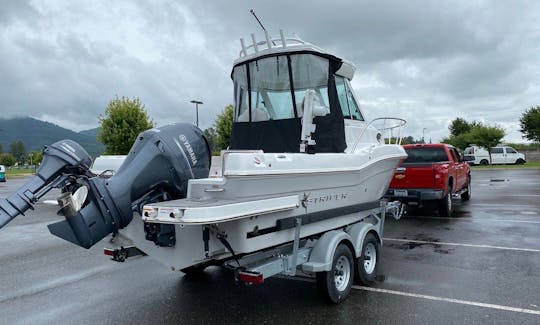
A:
[237,107,270,122]
[252,107,270,121]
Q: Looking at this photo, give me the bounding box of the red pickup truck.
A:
[385,143,471,217]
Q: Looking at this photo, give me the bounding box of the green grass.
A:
[5,168,36,177]
[471,161,540,170]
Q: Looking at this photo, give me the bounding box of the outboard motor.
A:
[48,123,210,248]
[0,123,211,250]
[0,140,93,228]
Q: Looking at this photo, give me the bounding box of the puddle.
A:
[387,234,455,255]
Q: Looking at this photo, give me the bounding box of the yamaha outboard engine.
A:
[0,123,211,250]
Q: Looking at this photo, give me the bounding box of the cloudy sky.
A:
[2,0,539,142]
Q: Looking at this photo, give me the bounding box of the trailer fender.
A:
[301,230,353,272]
[346,222,380,258]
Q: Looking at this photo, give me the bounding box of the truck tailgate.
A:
[390,163,436,189]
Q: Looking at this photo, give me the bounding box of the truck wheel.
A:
[461,178,471,201]
[356,233,379,285]
[316,243,354,304]
[479,159,489,165]
[516,158,525,165]
[438,186,453,217]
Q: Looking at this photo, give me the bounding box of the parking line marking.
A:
[383,238,540,253]
[469,203,539,209]
[353,286,540,316]
[282,276,540,316]
[403,216,540,224]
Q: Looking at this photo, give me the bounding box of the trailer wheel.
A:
[356,233,379,285]
[461,178,471,201]
[316,243,354,304]
[438,185,453,217]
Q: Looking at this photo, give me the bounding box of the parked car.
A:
[385,143,471,217]
[90,155,126,176]
[0,165,5,182]
[464,145,526,165]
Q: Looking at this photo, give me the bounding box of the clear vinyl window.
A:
[345,80,364,121]
[232,54,332,122]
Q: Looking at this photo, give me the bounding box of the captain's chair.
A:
[237,107,270,122]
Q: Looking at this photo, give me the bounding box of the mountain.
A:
[0,117,104,157]
[79,127,100,138]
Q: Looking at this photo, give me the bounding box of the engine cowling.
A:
[48,123,211,249]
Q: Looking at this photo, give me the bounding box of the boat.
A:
[133,30,406,263]
[0,30,406,303]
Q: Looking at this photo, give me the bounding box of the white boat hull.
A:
[122,153,403,270]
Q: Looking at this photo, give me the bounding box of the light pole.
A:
[422,128,427,143]
[190,100,203,127]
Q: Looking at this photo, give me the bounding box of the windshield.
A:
[233,54,329,122]
[403,147,449,163]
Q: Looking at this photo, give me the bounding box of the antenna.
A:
[249,9,276,46]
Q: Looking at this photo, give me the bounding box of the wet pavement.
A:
[1,170,539,324]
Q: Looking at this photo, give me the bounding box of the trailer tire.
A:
[438,185,453,217]
[316,243,354,304]
[356,233,379,285]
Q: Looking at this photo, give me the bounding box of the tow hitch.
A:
[104,246,146,262]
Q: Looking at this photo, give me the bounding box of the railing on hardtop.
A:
[238,30,322,58]
[351,117,407,152]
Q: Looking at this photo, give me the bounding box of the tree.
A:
[449,117,473,137]
[9,140,26,163]
[386,136,421,144]
[98,96,155,154]
[442,133,472,150]
[468,125,505,164]
[214,105,234,150]
[0,143,3,154]
[203,127,219,154]
[30,151,43,166]
[443,118,505,157]
[448,117,482,137]
[0,153,17,167]
[519,106,540,143]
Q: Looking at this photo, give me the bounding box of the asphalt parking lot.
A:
[1,169,539,324]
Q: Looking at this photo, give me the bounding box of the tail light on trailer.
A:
[238,271,264,284]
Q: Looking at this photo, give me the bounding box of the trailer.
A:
[105,200,403,303]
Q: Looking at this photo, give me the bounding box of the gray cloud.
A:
[1,0,539,143]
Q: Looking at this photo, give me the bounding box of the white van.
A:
[90,155,126,176]
[464,146,526,165]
